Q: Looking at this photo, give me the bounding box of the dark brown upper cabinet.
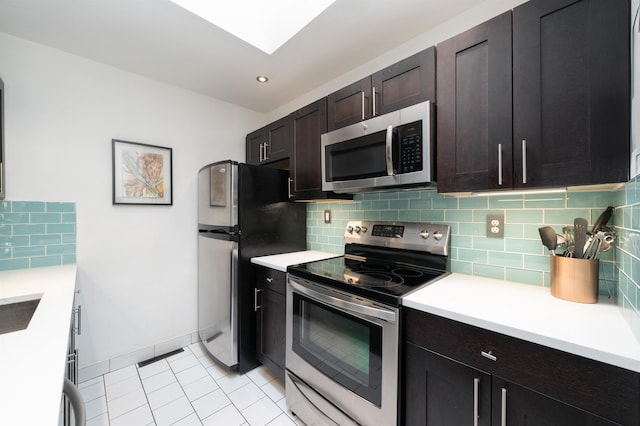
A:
[245,116,292,166]
[437,0,630,193]
[512,0,630,188]
[289,98,352,201]
[436,12,513,193]
[327,47,436,131]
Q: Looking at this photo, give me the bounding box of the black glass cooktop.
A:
[287,250,448,306]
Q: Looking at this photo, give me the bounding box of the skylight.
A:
[169,0,337,55]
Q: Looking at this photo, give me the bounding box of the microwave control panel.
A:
[397,120,423,173]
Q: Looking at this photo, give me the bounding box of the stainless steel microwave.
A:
[321,100,434,193]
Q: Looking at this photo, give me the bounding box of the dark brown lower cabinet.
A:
[255,267,286,380]
[403,308,639,425]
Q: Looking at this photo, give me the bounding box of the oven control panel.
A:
[344,220,450,256]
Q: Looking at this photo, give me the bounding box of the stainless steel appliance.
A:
[286,220,450,425]
[198,160,306,373]
[321,101,434,194]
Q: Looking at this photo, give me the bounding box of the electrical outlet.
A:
[487,214,504,238]
[324,209,331,224]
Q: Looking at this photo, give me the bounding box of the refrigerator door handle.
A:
[230,241,239,360]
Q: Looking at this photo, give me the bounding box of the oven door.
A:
[286,275,399,426]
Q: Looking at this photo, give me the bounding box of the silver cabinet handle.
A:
[372,86,377,116]
[288,177,293,199]
[264,141,269,161]
[481,350,497,361]
[498,144,503,186]
[501,387,508,426]
[254,288,261,311]
[522,139,527,184]
[361,92,365,121]
[385,125,394,176]
[266,277,273,283]
[259,143,263,162]
[473,378,480,426]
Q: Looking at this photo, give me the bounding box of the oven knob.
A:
[354,226,361,234]
[420,230,430,239]
[347,226,354,233]
[434,231,443,241]
[361,226,368,233]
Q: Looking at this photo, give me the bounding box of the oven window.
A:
[291,293,382,406]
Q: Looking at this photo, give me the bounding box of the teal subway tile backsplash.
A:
[307,189,621,296]
[0,201,76,270]
[308,185,640,341]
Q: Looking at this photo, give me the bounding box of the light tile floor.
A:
[79,343,304,426]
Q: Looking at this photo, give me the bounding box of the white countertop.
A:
[251,250,340,272]
[403,273,640,373]
[0,265,78,426]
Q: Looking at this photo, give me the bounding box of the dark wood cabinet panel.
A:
[327,47,435,132]
[404,342,491,426]
[290,98,327,199]
[512,0,630,187]
[404,308,640,425]
[327,77,372,131]
[245,116,292,166]
[437,0,630,193]
[255,267,287,380]
[372,47,435,117]
[492,378,616,426]
[436,12,513,193]
[290,98,351,201]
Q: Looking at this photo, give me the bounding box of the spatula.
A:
[574,218,588,258]
[538,226,558,256]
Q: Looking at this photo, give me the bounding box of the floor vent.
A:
[137,348,184,368]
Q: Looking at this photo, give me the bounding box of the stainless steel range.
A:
[285,220,450,426]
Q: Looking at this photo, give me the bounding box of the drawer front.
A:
[257,267,286,295]
[404,308,640,425]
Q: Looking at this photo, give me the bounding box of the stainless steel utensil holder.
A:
[550,256,599,303]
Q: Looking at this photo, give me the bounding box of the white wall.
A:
[0,32,263,370]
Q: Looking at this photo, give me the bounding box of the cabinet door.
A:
[404,342,491,426]
[258,288,286,380]
[513,0,630,187]
[372,47,436,117]
[246,128,265,165]
[290,98,327,199]
[265,116,292,163]
[327,77,372,131]
[492,378,617,426]
[436,12,513,193]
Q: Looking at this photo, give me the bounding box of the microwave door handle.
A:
[385,125,394,176]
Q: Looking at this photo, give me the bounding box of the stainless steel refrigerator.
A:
[197,160,306,373]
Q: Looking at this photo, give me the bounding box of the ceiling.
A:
[0,0,485,113]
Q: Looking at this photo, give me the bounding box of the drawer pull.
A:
[473,377,480,426]
[481,350,497,361]
[266,277,273,283]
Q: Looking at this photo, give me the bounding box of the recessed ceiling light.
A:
[256,76,269,83]
[169,0,336,54]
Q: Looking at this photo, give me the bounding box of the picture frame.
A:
[112,139,173,205]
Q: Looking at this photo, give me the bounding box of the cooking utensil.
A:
[538,226,558,256]
[591,206,614,234]
[584,232,603,259]
[574,218,588,258]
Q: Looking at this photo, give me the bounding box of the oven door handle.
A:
[289,278,396,323]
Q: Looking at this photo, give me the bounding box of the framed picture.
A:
[112,139,172,205]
